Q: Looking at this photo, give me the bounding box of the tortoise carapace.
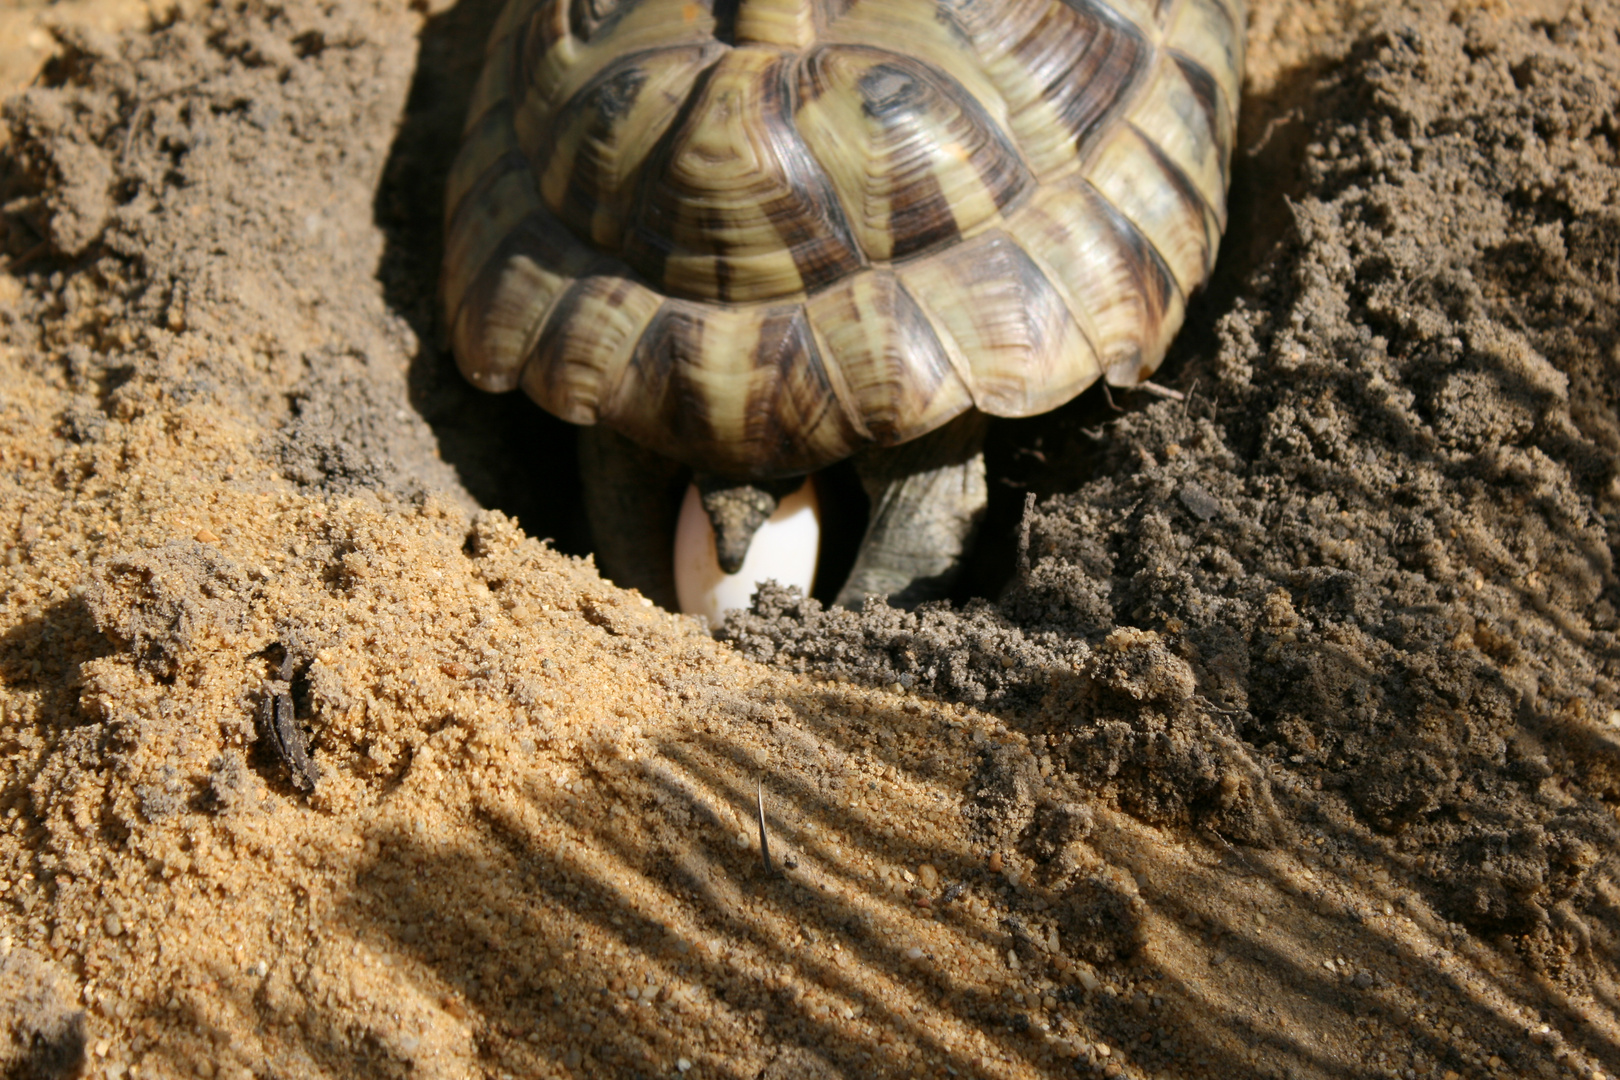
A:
[444,0,1244,614]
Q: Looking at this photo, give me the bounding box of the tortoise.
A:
[443,0,1244,616]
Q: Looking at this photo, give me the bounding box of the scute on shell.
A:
[444,0,1245,479]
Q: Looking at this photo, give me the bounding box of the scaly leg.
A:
[836,410,988,610]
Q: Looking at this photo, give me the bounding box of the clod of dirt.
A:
[1054,866,1148,965]
[0,947,85,1079]
[87,541,253,679]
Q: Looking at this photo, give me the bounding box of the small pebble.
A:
[676,1058,692,1073]
[103,913,123,937]
[905,947,924,960]
[1353,970,1373,989]
[988,851,1003,873]
[918,863,939,889]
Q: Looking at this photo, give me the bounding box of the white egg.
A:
[674,477,819,625]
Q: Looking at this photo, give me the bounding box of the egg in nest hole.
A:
[674,478,820,625]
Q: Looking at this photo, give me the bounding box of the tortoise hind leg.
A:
[578,425,686,610]
[835,410,989,610]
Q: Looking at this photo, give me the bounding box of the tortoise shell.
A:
[444,0,1244,480]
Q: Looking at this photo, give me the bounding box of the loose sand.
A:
[0,1,1617,1079]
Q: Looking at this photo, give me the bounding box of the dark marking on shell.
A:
[625,50,865,301]
[1040,0,1151,150]
[569,0,640,40]
[797,45,1032,261]
[1171,51,1230,195]
[1129,119,1218,261]
[1077,176,1182,367]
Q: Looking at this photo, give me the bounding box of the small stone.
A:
[1353,970,1374,989]
[1178,482,1220,521]
[103,913,123,937]
[1210,951,1227,966]
[918,864,939,890]
[988,851,1003,873]
[676,1059,693,1073]
[1095,1043,1111,1057]
[194,528,220,543]
[905,947,924,960]
[1076,968,1099,992]
[1007,949,1020,970]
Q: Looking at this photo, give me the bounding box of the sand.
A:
[0,0,1617,1078]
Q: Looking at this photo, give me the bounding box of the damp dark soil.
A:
[1,1,1618,1079]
